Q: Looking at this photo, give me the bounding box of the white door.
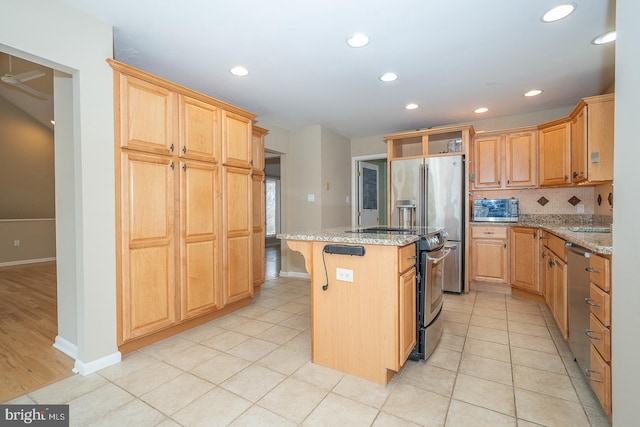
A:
[358,161,379,226]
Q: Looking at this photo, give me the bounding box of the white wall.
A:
[1,0,117,371]
[612,0,640,424]
[320,127,351,229]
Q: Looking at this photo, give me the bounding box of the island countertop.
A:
[277,226,420,247]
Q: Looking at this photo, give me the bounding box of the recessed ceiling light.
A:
[524,89,543,97]
[542,4,576,23]
[593,31,616,45]
[405,103,419,110]
[474,107,489,114]
[380,72,398,82]
[230,66,249,77]
[347,33,369,48]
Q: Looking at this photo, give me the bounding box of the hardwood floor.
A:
[0,262,74,402]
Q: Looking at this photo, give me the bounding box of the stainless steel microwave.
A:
[472,198,519,222]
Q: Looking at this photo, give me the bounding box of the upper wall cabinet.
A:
[538,119,571,187]
[385,125,475,160]
[570,93,614,184]
[179,95,221,163]
[222,111,253,169]
[116,73,177,155]
[472,128,537,190]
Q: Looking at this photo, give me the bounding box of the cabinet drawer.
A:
[542,232,566,261]
[471,226,507,239]
[589,345,612,416]
[589,254,611,292]
[399,244,417,273]
[588,313,611,362]
[588,283,611,327]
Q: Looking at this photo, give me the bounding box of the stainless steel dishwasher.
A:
[566,242,592,375]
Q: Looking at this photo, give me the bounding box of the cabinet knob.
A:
[170,143,175,152]
[183,164,187,172]
[585,329,600,340]
[170,161,175,170]
[585,369,602,383]
[573,171,578,178]
[182,146,187,154]
[585,297,601,307]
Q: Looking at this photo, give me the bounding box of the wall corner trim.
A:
[53,335,77,359]
[73,351,122,376]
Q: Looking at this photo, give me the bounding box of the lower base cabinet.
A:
[510,227,540,293]
[470,225,509,283]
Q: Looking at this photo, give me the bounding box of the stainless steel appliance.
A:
[566,242,592,375]
[414,229,450,360]
[390,155,464,293]
[472,198,519,222]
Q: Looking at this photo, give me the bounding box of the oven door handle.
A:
[427,248,451,264]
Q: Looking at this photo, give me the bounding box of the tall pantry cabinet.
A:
[109,59,258,352]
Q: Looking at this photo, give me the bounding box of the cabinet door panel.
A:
[538,122,571,186]
[505,132,537,187]
[180,95,220,162]
[510,227,540,293]
[252,174,265,287]
[119,74,176,154]
[571,106,587,183]
[399,268,417,365]
[120,152,176,342]
[225,236,252,303]
[180,161,221,319]
[473,136,502,189]
[223,167,253,303]
[222,111,252,168]
[471,238,508,283]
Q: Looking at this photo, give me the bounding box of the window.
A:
[265,177,280,237]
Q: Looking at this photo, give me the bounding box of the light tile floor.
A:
[8,277,611,427]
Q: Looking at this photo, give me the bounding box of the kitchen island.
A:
[278,227,419,385]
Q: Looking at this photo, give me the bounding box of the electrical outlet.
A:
[577,203,585,213]
[14,240,20,247]
[336,268,353,282]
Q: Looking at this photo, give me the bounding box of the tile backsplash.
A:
[472,184,613,217]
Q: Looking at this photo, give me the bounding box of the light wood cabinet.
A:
[472,135,501,189]
[116,73,177,155]
[111,59,256,350]
[285,240,416,384]
[118,151,177,341]
[223,166,253,304]
[385,125,474,160]
[222,111,252,168]
[472,129,537,190]
[179,160,221,320]
[510,227,540,294]
[179,95,220,163]
[470,226,508,283]
[586,253,612,416]
[541,231,567,338]
[398,244,417,364]
[538,119,571,187]
[505,131,537,187]
[570,94,615,184]
[252,126,268,290]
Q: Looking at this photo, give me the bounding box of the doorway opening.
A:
[352,155,388,227]
[264,150,281,279]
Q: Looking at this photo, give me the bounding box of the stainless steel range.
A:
[349,226,449,360]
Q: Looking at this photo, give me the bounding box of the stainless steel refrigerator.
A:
[390,155,465,293]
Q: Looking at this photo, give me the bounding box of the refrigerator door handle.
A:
[420,163,428,227]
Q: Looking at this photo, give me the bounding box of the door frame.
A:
[351,154,387,227]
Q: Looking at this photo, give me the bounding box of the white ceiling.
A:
[59,1,616,138]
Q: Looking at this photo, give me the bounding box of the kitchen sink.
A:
[566,226,611,233]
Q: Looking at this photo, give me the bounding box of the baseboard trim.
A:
[279,270,310,279]
[73,351,121,376]
[53,335,78,359]
[0,257,56,268]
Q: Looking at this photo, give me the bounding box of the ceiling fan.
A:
[1,55,48,99]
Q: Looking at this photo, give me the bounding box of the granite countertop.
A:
[471,221,613,255]
[277,226,420,247]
